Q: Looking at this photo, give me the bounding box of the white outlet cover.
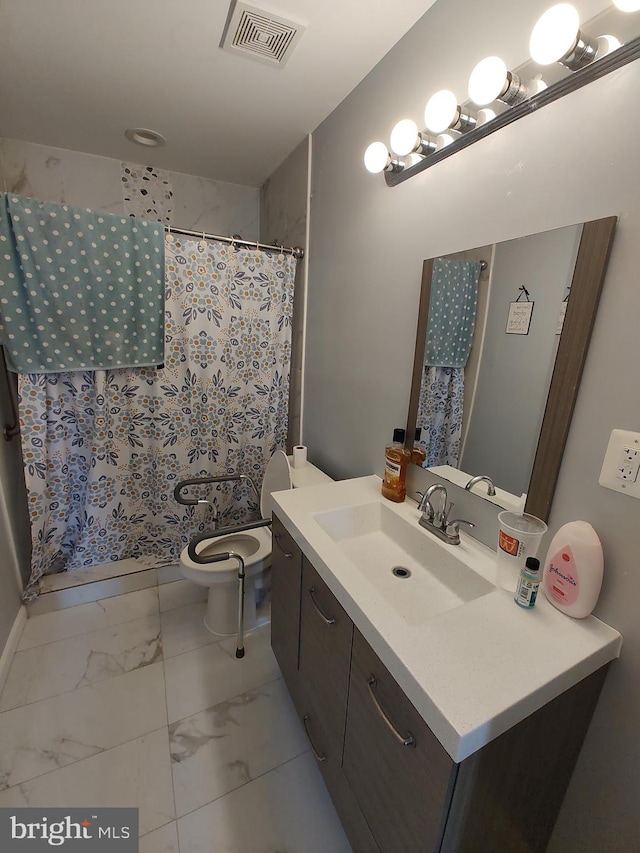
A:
[599,429,640,499]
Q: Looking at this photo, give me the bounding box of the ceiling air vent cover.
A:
[222,2,305,67]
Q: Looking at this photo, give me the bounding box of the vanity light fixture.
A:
[390,119,438,157]
[476,108,497,127]
[364,3,640,187]
[529,4,599,70]
[468,56,543,107]
[424,90,477,134]
[363,141,404,174]
[435,131,461,150]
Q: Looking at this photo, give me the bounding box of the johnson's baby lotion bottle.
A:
[543,521,604,618]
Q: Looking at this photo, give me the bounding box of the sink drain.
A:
[392,566,411,579]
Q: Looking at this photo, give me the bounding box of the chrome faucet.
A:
[416,484,475,545]
[464,474,496,496]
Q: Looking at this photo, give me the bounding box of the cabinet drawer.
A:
[299,557,353,760]
[270,513,303,695]
[343,629,455,853]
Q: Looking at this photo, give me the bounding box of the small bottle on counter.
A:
[411,427,427,467]
[514,557,542,609]
[382,428,411,503]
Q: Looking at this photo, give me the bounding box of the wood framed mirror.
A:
[405,216,617,522]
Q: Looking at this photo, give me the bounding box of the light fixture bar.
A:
[385,34,640,187]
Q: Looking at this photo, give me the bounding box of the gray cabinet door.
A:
[270,513,303,695]
[343,629,456,853]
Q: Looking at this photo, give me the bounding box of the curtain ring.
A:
[165,225,172,244]
[199,231,207,251]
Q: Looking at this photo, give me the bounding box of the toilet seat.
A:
[179,451,292,584]
[180,525,272,585]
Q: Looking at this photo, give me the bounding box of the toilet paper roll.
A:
[292,445,307,468]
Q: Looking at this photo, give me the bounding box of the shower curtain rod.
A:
[164,225,304,260]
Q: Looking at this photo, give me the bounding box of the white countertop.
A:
[272,475,622,763]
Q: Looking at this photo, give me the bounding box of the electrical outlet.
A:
[599,430,640,499]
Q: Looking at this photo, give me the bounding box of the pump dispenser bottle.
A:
[382,429,411,503]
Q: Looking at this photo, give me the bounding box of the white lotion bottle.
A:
[543,521,603,618]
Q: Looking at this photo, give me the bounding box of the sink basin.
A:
[313,502,493,624]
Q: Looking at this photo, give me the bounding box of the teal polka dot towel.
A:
[423,258,480,368]
[0,193,165,373]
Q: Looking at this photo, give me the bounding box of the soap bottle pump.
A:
[382,428,411,503]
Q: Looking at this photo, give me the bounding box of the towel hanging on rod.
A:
[0,193,165,374]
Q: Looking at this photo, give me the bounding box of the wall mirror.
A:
[406,216,616,523]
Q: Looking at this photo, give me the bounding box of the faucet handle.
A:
[415,491,432,516]
[446,518,475,536]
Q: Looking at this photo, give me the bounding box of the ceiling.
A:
[0,0,435,187]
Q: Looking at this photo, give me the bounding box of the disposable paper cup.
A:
[496,511,547,592]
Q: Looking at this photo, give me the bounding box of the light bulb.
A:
[476,108,497,127]
[406,153,423,167]
[435,131,460,151]
[424,90,460,134]
[530,4,580,65]
[613,0,640,10]
[596,34,622,58]
[468,57,509,106]
[390,119,420,156]
[363,141,390,174]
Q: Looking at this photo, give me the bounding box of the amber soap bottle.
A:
[382,428,411,503]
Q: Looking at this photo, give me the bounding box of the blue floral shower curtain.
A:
[19,236,297,597]
[416,258,480,467]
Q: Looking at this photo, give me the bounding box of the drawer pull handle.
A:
[274,532,294,558]
[303,714,327,763]
[309,587,336,625]
[367,675,416,748]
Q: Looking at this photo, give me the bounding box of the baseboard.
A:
[0,605,27,696]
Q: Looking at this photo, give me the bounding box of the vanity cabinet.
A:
[299,558,353,761]
[270,514,302,697]
[343,630,454,853]
[270,511,609,853]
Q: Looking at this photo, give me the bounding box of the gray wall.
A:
[301,0,640,848]
[260,137,310,449]
[461,225,580,496]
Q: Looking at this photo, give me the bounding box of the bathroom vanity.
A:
[270,476,622,853]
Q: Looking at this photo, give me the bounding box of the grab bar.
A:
[174,474,260,505]
[1,346,20,441]
[186,519,272,560]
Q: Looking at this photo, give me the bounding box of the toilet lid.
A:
[260,450,292,519]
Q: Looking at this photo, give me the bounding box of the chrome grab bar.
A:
[174,474,260,506]
[367,675,416,748]
[308,587,336,626]
[1,346,20,441]
[186,519,272,562]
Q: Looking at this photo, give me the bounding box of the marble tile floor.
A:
[0,585,353,852]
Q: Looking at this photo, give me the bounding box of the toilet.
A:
[179,451,331,635]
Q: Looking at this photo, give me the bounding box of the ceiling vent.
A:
[221,2,305,67]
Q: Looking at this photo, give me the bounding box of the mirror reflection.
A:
[412,224,583,509]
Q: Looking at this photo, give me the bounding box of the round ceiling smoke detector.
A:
[124,128,166,148]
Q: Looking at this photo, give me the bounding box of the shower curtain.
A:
[416,258,480,467]
[19,236,296,597]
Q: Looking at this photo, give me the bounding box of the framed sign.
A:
[506,300,534,335]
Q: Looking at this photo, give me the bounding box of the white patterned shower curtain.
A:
[18,236,297,597]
